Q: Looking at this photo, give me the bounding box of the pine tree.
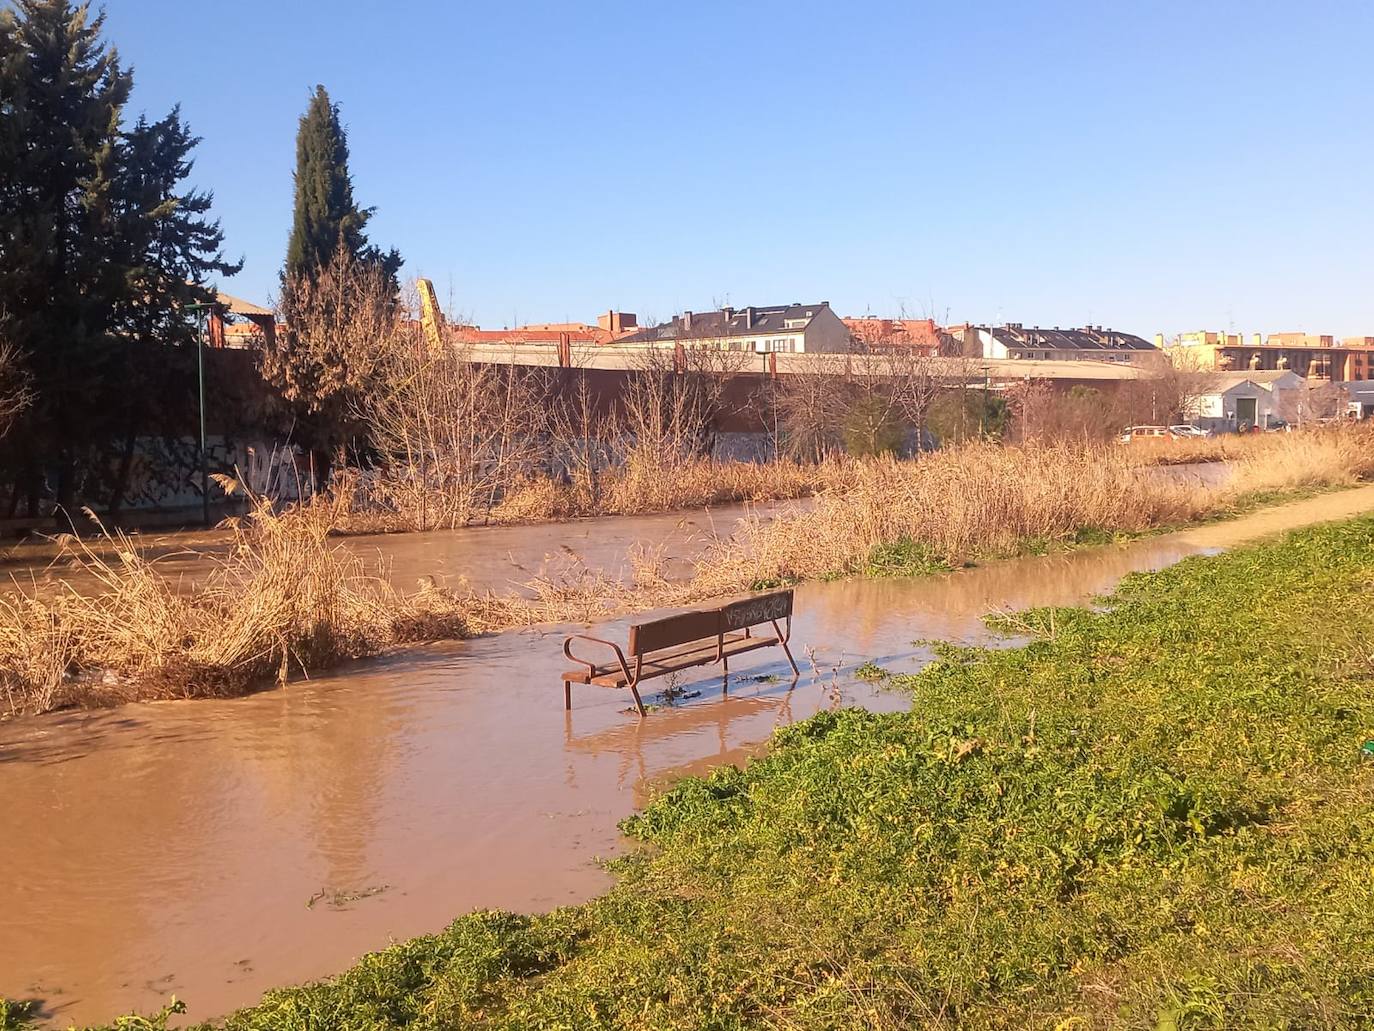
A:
[114,108,242,347]
[0,0,133,510]
[104,108,242,513]
[0,1,241,516]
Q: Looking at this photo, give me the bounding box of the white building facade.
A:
[616,303,853,354]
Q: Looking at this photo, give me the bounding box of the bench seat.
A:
[562,631,779,688]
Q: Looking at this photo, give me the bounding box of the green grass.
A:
[862,537,956,578]
[25,517,1374,1029]
[853,660,891,681]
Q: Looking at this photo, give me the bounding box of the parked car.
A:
[1167,424,1211,438]
[1119,425,1169,443]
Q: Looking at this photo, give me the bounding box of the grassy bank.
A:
[3,427,1373,717]
[30,514,1374,1029]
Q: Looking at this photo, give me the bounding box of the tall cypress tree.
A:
[284,85,400,286]
[266,85,402,463]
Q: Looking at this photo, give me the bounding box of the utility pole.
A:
[185,301,214,528]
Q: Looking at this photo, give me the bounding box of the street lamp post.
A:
[185,301,214,528]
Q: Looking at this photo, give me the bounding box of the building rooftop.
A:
[843,317,943,350]
[214,291,273,318]
[616,303,831,344]
[1206,371,1303,392]
[983,324,1156,352]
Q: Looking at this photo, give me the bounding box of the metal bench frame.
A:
[562,590,799,717]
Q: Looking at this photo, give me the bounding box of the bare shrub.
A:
[774,353,850,461]
[259,244,398,464]
[773,349,941,460]
[1113,359,1211,428]
[619,344,748,463]
[1275,381,1348,426]
[0,334,33,438]
[357,326,554,529]
[547,367,614,507]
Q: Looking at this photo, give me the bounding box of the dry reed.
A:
[0,496,471,716]
[337,429,1355,533]
[3,426,1372,717]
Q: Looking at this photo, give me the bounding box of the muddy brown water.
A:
[4,483,1370,1028]
[0,501,799,599]
[0,462,1225,600]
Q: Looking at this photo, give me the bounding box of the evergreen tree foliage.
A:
[0,0,132,507]
[104,107,243,512]
[266,85,402,461]
[284,85,401,286]
[0,0,240,515]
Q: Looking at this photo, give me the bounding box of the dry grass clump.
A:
[1227,425,1374,492]
[684,444,1207,596]
[344,433,1316,535]
[687,425,1374,597]
[404,454,856,529]
[1118,432,1280,466]
[0,497,472,717]
[335,454,854,533]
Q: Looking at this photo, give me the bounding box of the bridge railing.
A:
[451,342,1146,382]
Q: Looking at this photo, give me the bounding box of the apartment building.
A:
[1161,330,1374,381]
[948,324,1157,363]
[616,302,852,353]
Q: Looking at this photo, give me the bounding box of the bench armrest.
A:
[563,634,634,684]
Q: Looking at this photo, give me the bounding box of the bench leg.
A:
[563,680,572,711]
[628,682,647,718]
[779,638,800,676]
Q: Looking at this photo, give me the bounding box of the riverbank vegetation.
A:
[0,491,470,716]
[38,514,1374,1028]
[3,427,1373,718]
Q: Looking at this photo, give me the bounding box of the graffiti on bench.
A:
[720,591,793,632]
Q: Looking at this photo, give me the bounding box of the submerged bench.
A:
[561,589,799,717]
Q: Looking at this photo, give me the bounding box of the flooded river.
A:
[3,483,1371,1027]
[0,461,1223,599]
[0,501,798,598]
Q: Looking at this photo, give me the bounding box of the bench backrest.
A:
[629,609,719,657]
[720,590,793,632]
[628,590,793,657]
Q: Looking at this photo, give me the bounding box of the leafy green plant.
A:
[852,660,891,681]
[863,537,953,577]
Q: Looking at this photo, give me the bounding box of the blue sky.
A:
[98,0,1374,336]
